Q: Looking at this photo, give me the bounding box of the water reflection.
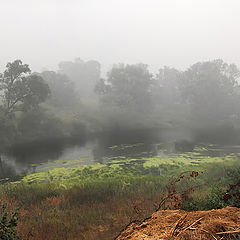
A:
[0,155,23,182]
[2,136,240,181]
[93,142,157,164]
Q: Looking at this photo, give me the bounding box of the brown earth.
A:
[116,207,240,240]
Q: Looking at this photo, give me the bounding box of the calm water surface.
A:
[2,135,240,181]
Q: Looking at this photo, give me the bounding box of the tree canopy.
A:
[40,71,79,109]
[95,63,153,113]
[180,59,240,125]
[0,60,50,115]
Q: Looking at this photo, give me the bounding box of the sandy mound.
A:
[116,207,240,240]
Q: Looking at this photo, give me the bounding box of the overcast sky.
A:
[0,0,239,74]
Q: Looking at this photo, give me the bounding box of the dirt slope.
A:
[116,207,240,240]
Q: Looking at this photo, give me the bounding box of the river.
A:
[2,130,240,181]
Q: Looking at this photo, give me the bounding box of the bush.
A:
[0,203,22,240]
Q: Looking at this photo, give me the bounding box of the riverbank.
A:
[0,149,239,239]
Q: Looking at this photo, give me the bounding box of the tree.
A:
[95,63,153,113]
[0,109,16,150]
[152,66,188,126]
[40,71,79,108]
[0,60,50,115]
[154,66,183,107]
[180,59,240,125]
[58,58,101,103]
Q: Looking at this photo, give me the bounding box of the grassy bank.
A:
[0,149,239,239]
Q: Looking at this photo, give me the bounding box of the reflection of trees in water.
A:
[0,155,19,181]
[92,141,105,164]
[7,141,65,164]
[92,139,158,164]
[3,138,88,180]
[7,137,88,165]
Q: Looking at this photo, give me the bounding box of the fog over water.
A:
[0,0,240,73]
[1,2,240,239]
[1,0,240,181]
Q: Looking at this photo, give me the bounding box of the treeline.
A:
[1,58,240,151]
[95,60,240,143]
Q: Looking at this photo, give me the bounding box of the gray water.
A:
[2,136,240,181]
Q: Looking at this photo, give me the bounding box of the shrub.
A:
[0,203,22,240]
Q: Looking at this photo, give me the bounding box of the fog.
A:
[1,3,240,238]
[1,0,240,180]
[0,0,240,73]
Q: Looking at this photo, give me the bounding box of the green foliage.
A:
[182,162,240,211]
[182,184,227,211]
[222,166,240,207]
[206,184,227,209]
[0,110,17,150]
[16,108,65,142]
[22,75,50,111]
[0,203,21,240]
[0,60,50,115]
[96,63,153,114]
[1,148,234,209]
[0,59,88,151]
[180,59,240,126]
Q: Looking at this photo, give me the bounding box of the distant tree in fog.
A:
[180,59,240,125]
[0,60,50,115]
[152,66,189,126]
[0,109,16,150]
[95,63,153,113]
[40,71,80,108]
[154,66,182,107]
[58,58,101,103]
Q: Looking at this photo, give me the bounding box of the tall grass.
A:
[0,156,239,239]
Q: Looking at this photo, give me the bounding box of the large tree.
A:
[0,60,50,115]
[152,66,189,126]
[95,63,153,113]
[154,66,182,107]
[180,59,240,125]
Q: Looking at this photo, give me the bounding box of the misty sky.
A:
[0,0,239,74]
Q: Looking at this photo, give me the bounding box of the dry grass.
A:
[116,206,240,240]
[0,192,163,240]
